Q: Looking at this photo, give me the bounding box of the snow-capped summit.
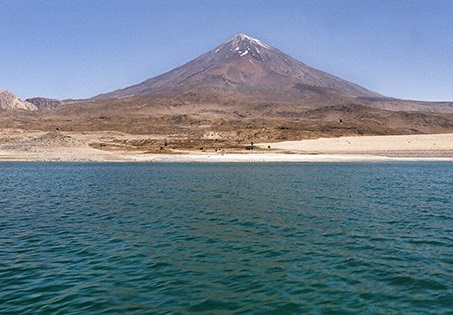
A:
[229,33,272,50]
[213,33,273,62]
[210,33,274,62]
[95,33,381,100]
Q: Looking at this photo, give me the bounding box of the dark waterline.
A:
[1,162,452,314]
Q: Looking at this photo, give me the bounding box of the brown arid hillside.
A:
[2,94,453,154]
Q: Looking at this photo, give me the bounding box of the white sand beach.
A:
[257,134,453,158]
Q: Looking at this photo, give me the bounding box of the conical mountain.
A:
[95,33,382,100]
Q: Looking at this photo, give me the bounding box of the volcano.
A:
[95,33,382,100]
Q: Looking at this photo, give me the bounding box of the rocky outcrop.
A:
[26,97,61,110]
[0,91,37,110]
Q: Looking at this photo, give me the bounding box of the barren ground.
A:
[2,96,453,162]
[1,128,453,162]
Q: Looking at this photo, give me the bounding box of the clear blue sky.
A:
[1,0,452,101]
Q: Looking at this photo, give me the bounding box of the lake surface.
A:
[0,162,452,314]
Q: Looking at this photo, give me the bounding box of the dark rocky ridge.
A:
[26,97,61,110]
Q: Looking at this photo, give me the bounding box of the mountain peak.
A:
[234,33,250,39]
[226,33,272,51]
[212,33,273,62]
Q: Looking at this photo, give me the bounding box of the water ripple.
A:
[1,162,452,314]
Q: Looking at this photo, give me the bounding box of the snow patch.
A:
[234,33,271,49]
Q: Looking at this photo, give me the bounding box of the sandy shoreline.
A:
[1,130,453,162]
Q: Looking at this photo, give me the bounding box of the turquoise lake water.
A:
[0,162,452,314]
